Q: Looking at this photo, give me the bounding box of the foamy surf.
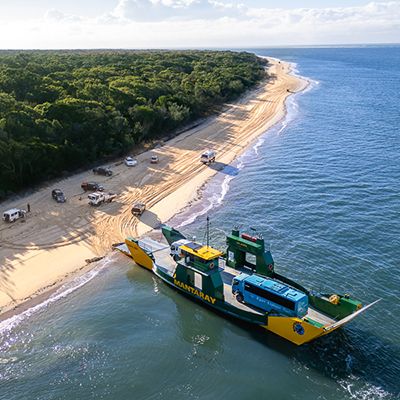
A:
[176,172,236,228]
[0,257,112,334]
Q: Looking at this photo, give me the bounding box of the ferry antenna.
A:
[206,216,210,248]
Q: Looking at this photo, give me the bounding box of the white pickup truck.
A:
[88,192,117,206]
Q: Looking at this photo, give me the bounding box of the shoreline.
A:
[0,58,308,322]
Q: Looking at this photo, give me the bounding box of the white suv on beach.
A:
[125,156,138,167]
[200,150,216,164]
[3,208,26,223]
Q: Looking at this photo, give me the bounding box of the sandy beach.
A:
[0,58,307,316]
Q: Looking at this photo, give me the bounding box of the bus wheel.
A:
[236,293,244,303]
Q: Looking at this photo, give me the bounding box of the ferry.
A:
[114,220,378,345]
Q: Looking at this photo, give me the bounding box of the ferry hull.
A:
[117,239,330,345]
[125,238,154,270]
[264,317,329,345]
[115,235,378,346]
[161,271,332,345]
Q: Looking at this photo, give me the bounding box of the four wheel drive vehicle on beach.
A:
[93,166,113,176]
[150,155,159,164]
[200,150,216,164]
[81,182,104,192]
[88,192,117,206]
[3,208,26,223]
[51,189,66,203]
[125,156,138,167]
[131,202,146,216]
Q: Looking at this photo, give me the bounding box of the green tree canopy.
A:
[0,50,266,198]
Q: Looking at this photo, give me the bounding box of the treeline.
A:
[0,50,266,198]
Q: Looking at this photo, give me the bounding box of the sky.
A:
[0,0,399,49]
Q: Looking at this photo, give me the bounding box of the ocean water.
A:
[1,46,400,400]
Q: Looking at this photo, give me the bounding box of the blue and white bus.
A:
[232,273,308,318]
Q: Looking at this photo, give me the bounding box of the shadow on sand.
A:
[208,162,239,176]
[139,209,162,230]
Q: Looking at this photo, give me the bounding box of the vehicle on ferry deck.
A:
[232,273,308,317]
[170,239,191,260]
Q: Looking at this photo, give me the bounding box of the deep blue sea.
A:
[1,46,399,400]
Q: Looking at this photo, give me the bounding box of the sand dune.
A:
[0,59,307,315]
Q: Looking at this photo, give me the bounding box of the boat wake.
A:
[338,375,392,400]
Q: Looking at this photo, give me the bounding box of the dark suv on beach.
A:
[81,182,104,192]
[131,202,146,216]
[93,166,113,176]
[51,189,66,203]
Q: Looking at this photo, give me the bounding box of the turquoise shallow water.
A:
[1,46,400,399]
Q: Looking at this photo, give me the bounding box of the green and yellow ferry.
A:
[115,221,378,345]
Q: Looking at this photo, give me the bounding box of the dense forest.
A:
[0,50,266,198]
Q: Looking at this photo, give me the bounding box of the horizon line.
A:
[0,43,399,51]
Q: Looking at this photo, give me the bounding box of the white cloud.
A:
[152,0,199,8]
[44,8,82,23]
[208,0,244,11]
[109,0,242,21]
[0,1,398,48]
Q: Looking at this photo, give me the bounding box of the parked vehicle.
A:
[3,208,26,223]
[131,202,146,216]
[200,150,216,164]
[232,273,308,318]
[51,189,66,203]
[93,166,113,176]
[81,182,104,192]
[125,156,138,167]
[88,192,117,206]
[150,155,159,164]
[170,239,191,260]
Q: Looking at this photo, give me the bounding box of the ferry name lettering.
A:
[174,279,216,304]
